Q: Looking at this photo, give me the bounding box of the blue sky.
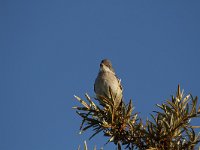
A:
[0,1,200,149]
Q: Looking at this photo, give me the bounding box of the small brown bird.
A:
[94,59,123,107]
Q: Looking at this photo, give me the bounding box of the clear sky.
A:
[1,1,200,150]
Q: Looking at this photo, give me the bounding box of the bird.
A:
[94,59,123,108]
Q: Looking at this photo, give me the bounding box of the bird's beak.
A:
[100,63,103,68]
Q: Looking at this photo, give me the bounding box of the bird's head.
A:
[100,59,115,73]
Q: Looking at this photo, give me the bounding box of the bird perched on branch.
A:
[94,59,123,108]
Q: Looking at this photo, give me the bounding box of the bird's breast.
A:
[95,72,122,96]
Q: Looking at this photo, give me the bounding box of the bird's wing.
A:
[94,83,96,93]
[116,75,123,91]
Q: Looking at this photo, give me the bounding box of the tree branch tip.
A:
[74,94,78,98]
